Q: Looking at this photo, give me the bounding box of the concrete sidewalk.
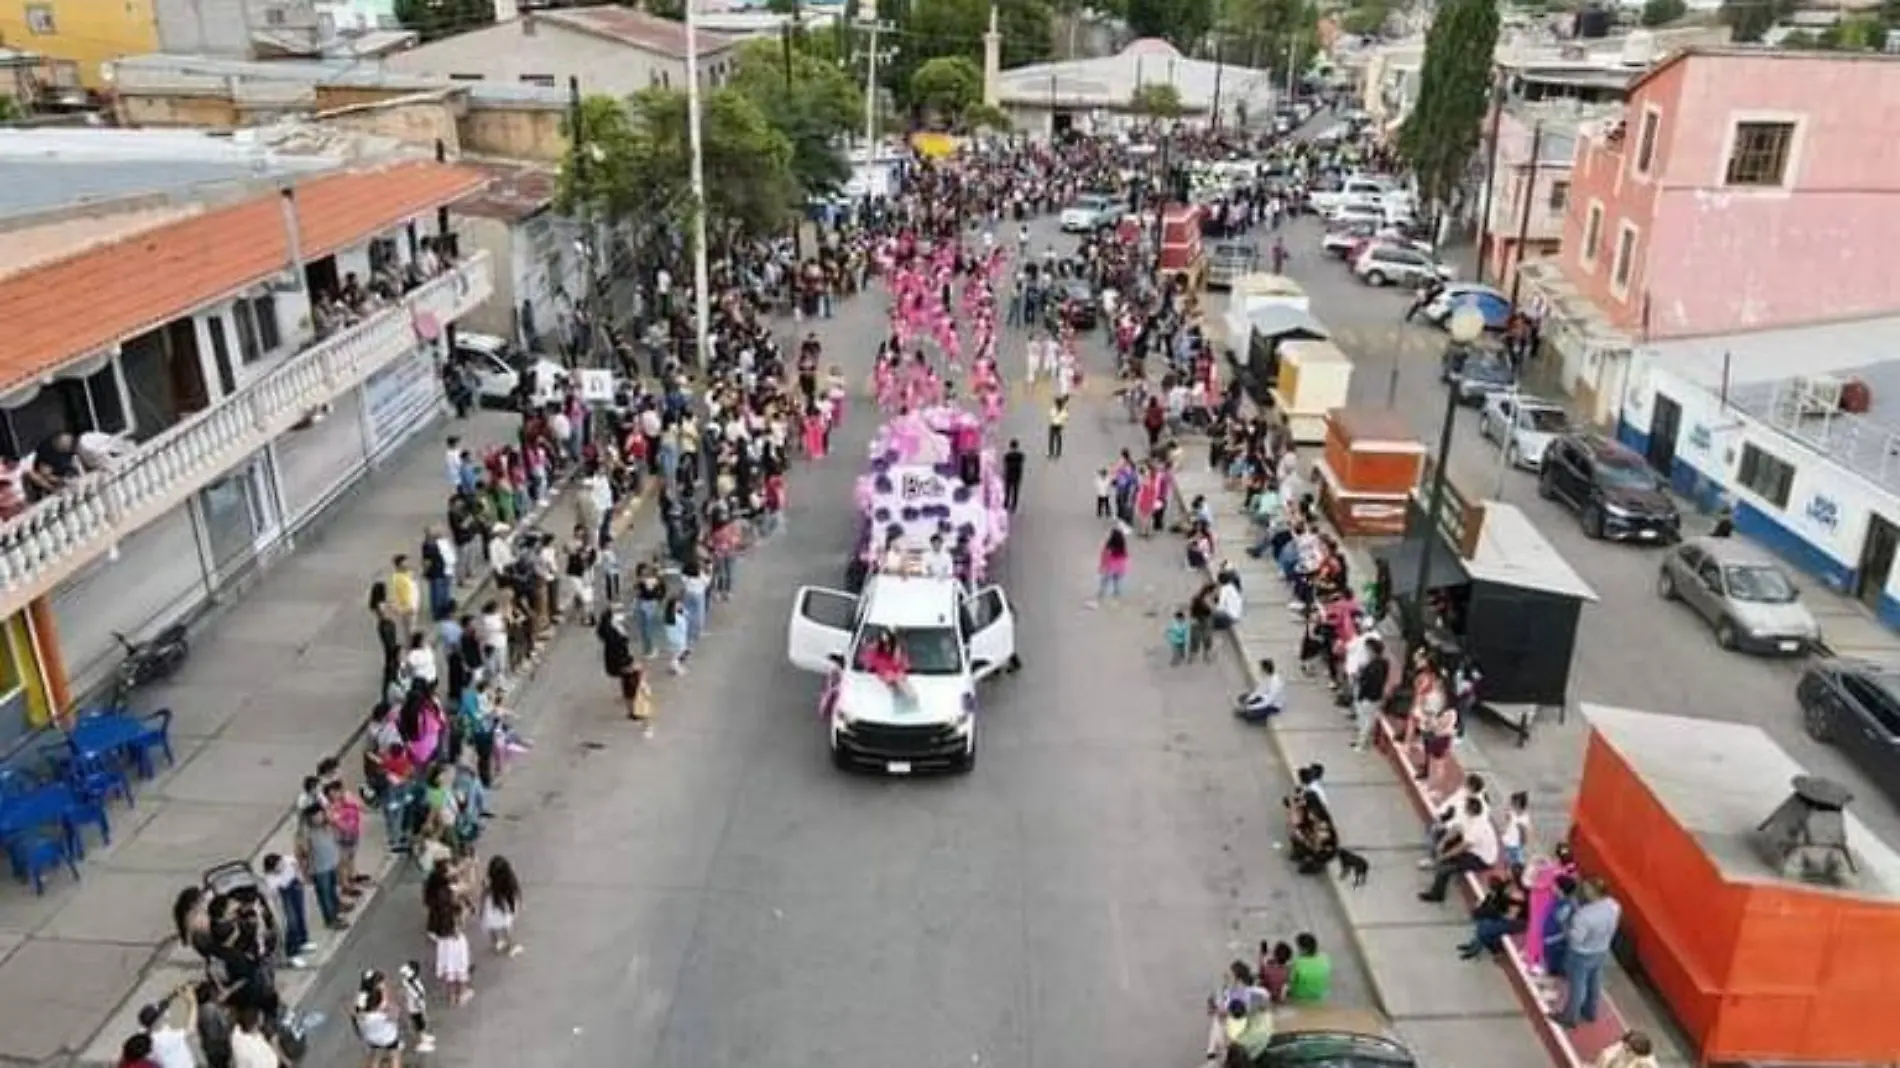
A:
[0,408,596,1066]
[1172,464,1694,1068]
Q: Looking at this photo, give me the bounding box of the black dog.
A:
[1336,849,1371,888]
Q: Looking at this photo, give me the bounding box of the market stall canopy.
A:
[1247,304,1330,341]
[1464,501,1599,602]
[1372,537,1470,592]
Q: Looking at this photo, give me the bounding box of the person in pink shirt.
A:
[1091,527,1130,607]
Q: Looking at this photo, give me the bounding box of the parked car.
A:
[1424,283,1513,331]
[1538,432,1681,543]
[1320,220,1380,258]
[1309,175,1394,215]
[1354,243,1454,288]
[1658,537,1820,654]
[458,333,552,408]
[1244,1007,1422,1067]
[1440,348,1516,405]
[1479,393,1568,469]
[1326,203,1388,230]
[1796,660,1900,807]
[1060,194,1122,232]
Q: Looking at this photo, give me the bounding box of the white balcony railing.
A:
[0,251,494,617]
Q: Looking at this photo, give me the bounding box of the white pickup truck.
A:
[787,570,1017,774]
[1309,176,1414,219]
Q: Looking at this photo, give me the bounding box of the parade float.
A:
[845,405,1009,591]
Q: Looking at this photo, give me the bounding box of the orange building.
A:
[1572,704,1900,1065]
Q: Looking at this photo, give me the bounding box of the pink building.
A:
[1515,49,1900,420]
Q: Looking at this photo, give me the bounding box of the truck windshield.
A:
[859,625,963,676]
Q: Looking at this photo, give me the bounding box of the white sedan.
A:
[1478,393,1570,470]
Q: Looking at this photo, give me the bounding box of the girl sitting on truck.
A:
[857,630,916,704]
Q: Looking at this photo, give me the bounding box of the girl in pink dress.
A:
[1523,842,1577,974]
[824,365,848,431]
[873,353,899,412]
[801,404,828,460]
[1134,468,1160,538]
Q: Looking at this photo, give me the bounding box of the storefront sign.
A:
[900,471,949,501]
[578,369,616,404]
[363,348,441,458]
[1687,424,1712,453]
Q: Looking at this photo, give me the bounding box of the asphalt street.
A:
[296,225,1373,1068]
[1269,214,1900,847]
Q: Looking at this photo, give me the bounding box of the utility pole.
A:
[1210,30,1225,129]
[782,4,802,262]
[683,0,712,369]
[566,76,598,367]
[1283,31,1298,104]
[862,0,881,152]
[1507,121,1545,309]
[1047,72,1057,140]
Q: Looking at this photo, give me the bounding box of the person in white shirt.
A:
[444,437,463,489]
[1213,577,1245,629]
[923,534,956,579]
[1420,794,1502,902]
[138,987,200,1068]
[486,524,515,576]
[229,1008,280,1068]
[402,633,438,688]
[1235,659,1285,723]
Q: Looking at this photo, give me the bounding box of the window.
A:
[232,295,280,366]
[25,4,54,34]
[519,74,556,87]
[1581,201,1604,268]
[1611,222,1638,297]
[1737,443,1795,509]
[1634,106,1660,176]
[1548,180,1570,212]
[1725,121,1796,187]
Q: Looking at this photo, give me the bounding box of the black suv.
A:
[1538,432,1680,543]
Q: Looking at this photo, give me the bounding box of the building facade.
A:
[0,0,159,91]
[0,158,491,741]
[1478,105,1585,287]
[1519,48,1900,422]
[380,5,739,96]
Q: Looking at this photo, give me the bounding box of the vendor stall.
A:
[1227,305,1331,407]
[1315,407,1424,536]
[1377,490,1597,743]
[1271,340,1354,446]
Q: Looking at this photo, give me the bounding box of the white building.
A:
[991,38,1279,136]
[381,3,742,95]
[0,130,491,739]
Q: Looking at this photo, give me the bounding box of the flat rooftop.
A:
[1584,703,1900,901]
[0,130,340,221]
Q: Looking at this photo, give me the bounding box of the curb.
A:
[1169,463,1588,1068]
[73,471,650,1066]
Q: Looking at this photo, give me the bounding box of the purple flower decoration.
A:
[874,475,893,494]
[952,486,973,503]
[901,507,919,522]
[874,507,891,523]
[957,522,976,538]
[934,462,958,477]
[884,523,904,542]
[871,457,890,474]
[880,449,900,466]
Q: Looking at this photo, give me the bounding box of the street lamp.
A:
[1407,306,1486,640]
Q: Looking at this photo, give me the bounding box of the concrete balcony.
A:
[0,250,493,619]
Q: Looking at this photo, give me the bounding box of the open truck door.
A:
[788,586,858,673]
[966,585,1017,680]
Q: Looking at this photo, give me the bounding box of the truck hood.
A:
[836,671,971,726]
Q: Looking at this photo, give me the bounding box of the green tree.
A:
[885,0,1052,106]
[1125,0,1215,47]
[559,89,798,241]
[910,55,985,118]
[1129,82,1183,118]
[1218,0,1318,85]
[1640,0,1686,26]
[392,0,496,41]
[1719,0,1794,42]
[729,38,864,197]
[963,101,1015,131]
[1398,0,1499,217]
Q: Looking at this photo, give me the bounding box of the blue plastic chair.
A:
[128,709,175,779]
[66,749,133,809]
[62,791,110,857]
[4,829,80,894]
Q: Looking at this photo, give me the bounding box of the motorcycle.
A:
[111,625,190,704]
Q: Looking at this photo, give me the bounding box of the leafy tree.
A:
[1825,14,1883,48]
[392,0,496,41]
[1718,0,1794,42]
[963,102,1015,131]
[1640,0,1686,26]
[1397,0,1499,217]
[1218,0,1319,84]
[910,55,984,118]
[729,38,864,197]
[558,89,798,242]
[1129,82,1183,118]
[885,0,1052,106]
[1125,0,1215,47]
[646,0,685,18]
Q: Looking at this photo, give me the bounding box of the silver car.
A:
[1478,393,1568,470]
[1657,537,1821,654]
